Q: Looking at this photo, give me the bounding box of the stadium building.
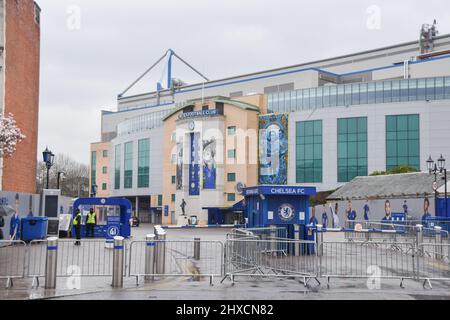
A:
[90,23,450,225]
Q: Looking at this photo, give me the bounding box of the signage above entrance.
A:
[243,185,317,197]
[178,109,220,120]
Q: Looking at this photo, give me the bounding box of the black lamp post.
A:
[427,155,448,216]
[42,147,55,190]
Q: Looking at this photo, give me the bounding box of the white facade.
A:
[109,126,164,198]
[288,100,450,192]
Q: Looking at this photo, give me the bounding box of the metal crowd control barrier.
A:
[320,240,416,288]
[223,238,320,287]
[56,239,115,278]
[229,227,288,240]
[0,240,27,288]
[128,239,224,285]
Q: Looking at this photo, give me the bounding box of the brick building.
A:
[0,0,41,193]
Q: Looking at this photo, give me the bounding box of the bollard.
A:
[112,236,125,288]
[416,224,423,255]
[316,225,323,257]
[45,237,58,289]
[293,224,300,257]
[156,230,167,275]
[269,225,277,256]
[194,238,201,261]
[435,226,443,260]
[145,234,156,282]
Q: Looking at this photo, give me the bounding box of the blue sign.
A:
[189,132,200,196]
[164,205,169,217]
[244,186,317,197]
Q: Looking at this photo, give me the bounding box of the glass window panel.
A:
[345,84,352,105]
[397,115,408,131]
[386,141,397,157]
[418,79,426,100]
[445,77,450,99]
[376,82,384,103]
[352,84,360,105]
[316,87,323,108]
[296,120,322,183]
[310,88,316,109]
[368,83,376,104]
[338,119,347,134]
[337,85,345,106]
[408,79,417,101]
[386,116,397,132]
[392,80,400,102]
[435,77,444,100]
[303,89,310,109]
[400,80,409,102]
[408,140,420,157]
[285,92,291,111]
[408,114,419,131]
[323,86,330,108]
[348,118,357,134]
[360,83,368,104]
[330,86,337,106]
[296,90,303,111]
[383,81,392,103]
[426,78,435,100]
[348,142,357,158]
[358,117,367,133]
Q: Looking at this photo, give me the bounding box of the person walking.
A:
[86,208,97,238]
[73,209,82,246]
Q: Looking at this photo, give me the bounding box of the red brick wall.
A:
[3,0,40,193]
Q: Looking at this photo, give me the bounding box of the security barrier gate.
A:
[2,224,450,290]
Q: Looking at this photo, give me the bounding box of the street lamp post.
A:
[427,155,448,216]
[42,147,55,190]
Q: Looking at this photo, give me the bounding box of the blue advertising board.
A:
[189,132,200,196]
[259,114,289,185]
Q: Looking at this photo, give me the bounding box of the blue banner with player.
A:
[189,132,200,196]
[259,114,289,185]
[202,138,216,189]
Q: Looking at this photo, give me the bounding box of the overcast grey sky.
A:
[36,0,450,164]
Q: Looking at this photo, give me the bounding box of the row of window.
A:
[114,139,150,190]
[296,114,420,184]
[170,173,237,185]
[269,76,450,113]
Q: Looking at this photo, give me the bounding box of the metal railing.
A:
[0,240,27,288]
[2,224,450,290]
[128,239,223,285]
[320,241,416,287]
[223,238,320,287]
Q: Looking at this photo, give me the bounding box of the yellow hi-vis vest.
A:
[87,212,96,224]
[73,213,82,226]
